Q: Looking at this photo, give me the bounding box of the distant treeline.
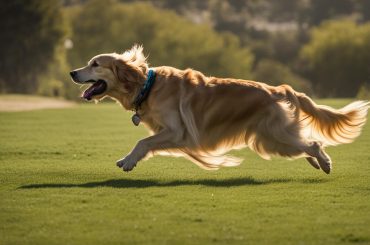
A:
[0,0,369,98]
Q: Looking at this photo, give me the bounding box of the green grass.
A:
[1,99,370,245]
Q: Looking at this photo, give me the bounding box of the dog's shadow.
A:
[19,177,327,189]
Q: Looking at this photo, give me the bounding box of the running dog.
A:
[70,45,369,174]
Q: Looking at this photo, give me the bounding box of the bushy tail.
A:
[293,92,369,146]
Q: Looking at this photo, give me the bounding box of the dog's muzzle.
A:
[81,80,107,100]
[69,70,107,101]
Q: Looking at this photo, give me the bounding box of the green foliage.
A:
[3,1,370,99]
[0,0,67,93]
[67,0,254,79]
[362,0,370,21]
[270,31,302,65]
[38,42,80,100]
[1,99,370,244]
[253,59,312,94]
[357,84,370,100]
[307,0,354,26]
[301,20,370,97]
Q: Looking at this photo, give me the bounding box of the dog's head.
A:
[70,45,148,103]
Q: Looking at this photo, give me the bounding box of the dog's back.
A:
[152,68,369,173]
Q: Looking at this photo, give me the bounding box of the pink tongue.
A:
[83,89,93,100]
[82,86,95,100]
[82,81,106,100]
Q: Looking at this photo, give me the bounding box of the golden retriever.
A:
[70,45,369,174]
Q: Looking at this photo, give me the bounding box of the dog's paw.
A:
[306,157,321,170]
[116,159,124,168]
[116,156,137,172]
[317,154,332,174]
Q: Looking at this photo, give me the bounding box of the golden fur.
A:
[70,45,369,174]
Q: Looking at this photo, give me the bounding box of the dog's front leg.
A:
[117,129,184,172]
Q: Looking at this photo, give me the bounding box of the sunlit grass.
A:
[0,98,369,245]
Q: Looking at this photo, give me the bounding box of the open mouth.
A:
[82,80,107,101]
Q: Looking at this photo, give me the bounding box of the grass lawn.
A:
[1,98,370,245]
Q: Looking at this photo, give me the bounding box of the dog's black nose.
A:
[70,71,77,78]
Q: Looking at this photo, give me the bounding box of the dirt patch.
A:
[0,94,75,112]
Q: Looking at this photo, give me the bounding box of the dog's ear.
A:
[112,59,141,93]
[122,45,148,73]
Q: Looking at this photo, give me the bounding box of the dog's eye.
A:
[92,61,99,67]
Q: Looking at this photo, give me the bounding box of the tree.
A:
[360,0,370,21]
[253,59,311,94]
[301,20,370,97]
[305,0,355,26]
[67,0,254,79]
[0,0,66,93]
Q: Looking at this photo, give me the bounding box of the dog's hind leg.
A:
[250,102,332,174]
[303,142,332,174]
[306,157,320,170]
[251,114,330,173]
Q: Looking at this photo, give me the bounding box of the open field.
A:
[0,98,369,245]
[0,94,75,112]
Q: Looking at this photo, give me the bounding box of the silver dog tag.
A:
[132,113,141,126]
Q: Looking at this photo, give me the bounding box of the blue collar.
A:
[133,69,156,111]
